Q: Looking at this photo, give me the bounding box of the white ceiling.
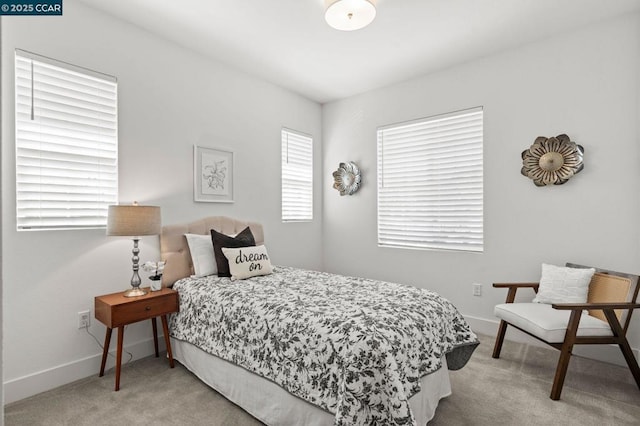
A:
[78,0,640,104]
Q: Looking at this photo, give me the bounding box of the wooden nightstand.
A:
[94,287,179,391]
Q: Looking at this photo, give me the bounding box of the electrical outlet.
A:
[78,310,90,329]
[472,283,482,297]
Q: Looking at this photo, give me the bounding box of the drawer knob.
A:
[145,306,151,311]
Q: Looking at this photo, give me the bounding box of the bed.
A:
[160,216,478,425]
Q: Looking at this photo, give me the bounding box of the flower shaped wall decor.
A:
[521,134,584,186]
[332,161,362,196]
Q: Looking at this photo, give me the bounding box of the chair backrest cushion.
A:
[567,263,640,330]
[587,273,631,322]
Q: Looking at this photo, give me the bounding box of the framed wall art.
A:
[194,145,234,203]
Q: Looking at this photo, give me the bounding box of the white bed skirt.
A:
[171,337,452,425]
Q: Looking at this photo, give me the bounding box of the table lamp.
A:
[107,202,161,297]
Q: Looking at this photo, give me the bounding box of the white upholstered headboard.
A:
[160,216,264,287]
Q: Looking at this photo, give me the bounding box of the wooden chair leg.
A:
[550,310,582,400]
[618,338,640,389]
[493,287,519,359]
[492,320,508,359]
[603,310,640,389]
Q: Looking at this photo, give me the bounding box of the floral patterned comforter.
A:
[169,266,478,426]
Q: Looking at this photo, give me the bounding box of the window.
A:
[377,107,483,252]
[281,128,313,221]
[15,50,118,230]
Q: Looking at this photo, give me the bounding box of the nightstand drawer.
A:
[110,294,177,327]
[95,288,179,328]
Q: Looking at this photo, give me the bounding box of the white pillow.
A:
[532,263,595,304]
[221,245,273,281]
[184,234,217,277]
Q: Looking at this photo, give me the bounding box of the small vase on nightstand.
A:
[142,260,165,292]
[149,275,162,291]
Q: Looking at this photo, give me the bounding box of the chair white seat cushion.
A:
[494,303,612,343]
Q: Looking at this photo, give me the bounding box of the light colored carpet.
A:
[5,334,640,425]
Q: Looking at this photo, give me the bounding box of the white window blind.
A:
[377,107,483,252]
[15,50,118,231]
[282,128,313,222]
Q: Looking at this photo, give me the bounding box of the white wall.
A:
[322,13,640,360]
[1,1,322,403]
[1,16,4,421]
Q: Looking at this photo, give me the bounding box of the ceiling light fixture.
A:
[325,0,376,31]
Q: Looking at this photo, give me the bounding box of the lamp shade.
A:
[325,0,376,31]
[106,205,161,236]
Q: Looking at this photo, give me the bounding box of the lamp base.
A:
[123,287,148,298]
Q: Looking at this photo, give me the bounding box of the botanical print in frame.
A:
[194,145,234,203]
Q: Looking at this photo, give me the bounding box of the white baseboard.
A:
[464,314,640,367]
[3,336,166,405]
